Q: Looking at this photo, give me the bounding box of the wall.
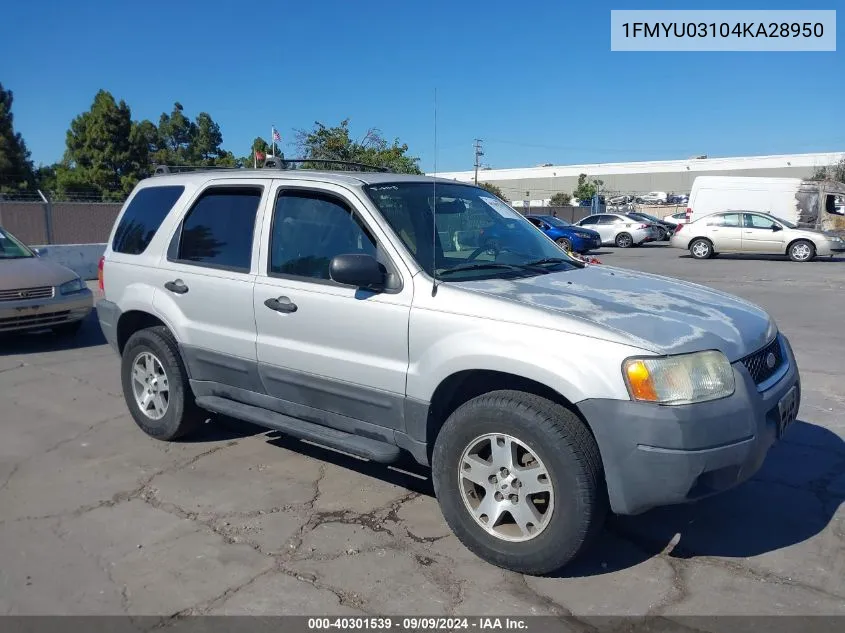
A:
[0,201,122,245]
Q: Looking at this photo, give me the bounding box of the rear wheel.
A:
[655,227,667,241]
[556,237,572,252]
[615,232,633,248]
[121,326,204,441]
[689,238,713,260]
[788,240,815,262]
[431,390,607,575]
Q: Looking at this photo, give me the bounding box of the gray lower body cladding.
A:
[577,334,800,515]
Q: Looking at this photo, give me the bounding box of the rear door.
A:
[705,213,743,251]
[151,180,269,391]
[742,213,785,253]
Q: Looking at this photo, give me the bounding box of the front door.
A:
[742,213,786,253]
[253,181,413,432]
[705,213,743,251]
[151,181,268,391]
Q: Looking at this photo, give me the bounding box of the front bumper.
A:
[577,333,800,515]
[570,234,602,252]
[0,288,94,333]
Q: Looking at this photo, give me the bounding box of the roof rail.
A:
[152,164,240,176]
[264,158,391,173]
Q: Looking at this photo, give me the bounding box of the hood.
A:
[454,265,773,361]
[0,256,78,291]
[555,226,599,237]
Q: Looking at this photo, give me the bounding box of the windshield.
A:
[0,227,35,259]
[541,216,572,227]
[628,212,659,223]
[364,183,582,279]
[772,216,797,229]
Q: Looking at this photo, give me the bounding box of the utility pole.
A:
[473,139,484,184]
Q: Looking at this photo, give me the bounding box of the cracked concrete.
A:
[1,258,844,617]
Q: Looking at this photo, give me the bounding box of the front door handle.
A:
[164,279,189,294]
[264,296,298,313]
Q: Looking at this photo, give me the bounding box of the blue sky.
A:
[2,0,842,172]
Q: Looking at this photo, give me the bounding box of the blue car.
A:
[525,215,602,253]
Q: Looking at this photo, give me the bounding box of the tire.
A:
[615,232,633,248]
[689,238,713,260]
[788,239,815,262]
[431,390,607,575]
[556,237,572,252]
[121,326,204,441]
[656,227,667,241]
[53,320,83,336]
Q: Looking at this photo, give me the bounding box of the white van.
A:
[685,176,845,233]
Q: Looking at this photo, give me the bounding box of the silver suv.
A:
[97,164,801,575]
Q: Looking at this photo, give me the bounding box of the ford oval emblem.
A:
[765,352,777,369]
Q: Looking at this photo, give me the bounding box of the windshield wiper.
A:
[521,257,582,268]
[437,262,527,276]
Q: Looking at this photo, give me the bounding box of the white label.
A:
[481,196,523,220]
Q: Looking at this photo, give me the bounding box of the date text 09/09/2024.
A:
[621,22,824,39]
[307,617,528,630]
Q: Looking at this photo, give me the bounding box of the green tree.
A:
[157,102,196,164]
[57,89,143,200]
[572,173,604,202]
[811,158,845,183]
[239,136,273,168]
[550,192,572,206]
[294,119,422,173]
[478,181,509,201]
[0,83,35,192]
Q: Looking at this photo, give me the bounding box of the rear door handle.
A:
[164,280,189,294]
[264,296,298,313]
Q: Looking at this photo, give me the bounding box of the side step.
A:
[195,396,402,463]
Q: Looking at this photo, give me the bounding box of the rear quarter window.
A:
[112,186,185,254]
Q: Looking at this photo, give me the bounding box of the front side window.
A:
[744,214,778,229]
[174,187,261,271]
[270,191,377,280]
[364,182,581,279]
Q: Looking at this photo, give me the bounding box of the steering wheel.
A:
[466,237,520,262]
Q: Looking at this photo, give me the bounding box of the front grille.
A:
[740,337,784,386]
[0,286,55,302]
[0,310,70,331]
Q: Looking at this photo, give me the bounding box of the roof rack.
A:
[152,157,391,176]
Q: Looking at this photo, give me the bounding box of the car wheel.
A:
[788,240,815,262]
[615,232,633,248]
[53,320,83,336]
[121,326,204,441]
[556,237,572,252]
[656,227,667,241]
[689,238,713,260]
[431,390,607,575]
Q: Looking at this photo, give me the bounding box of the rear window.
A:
[112,186,184,254]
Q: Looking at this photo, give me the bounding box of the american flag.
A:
[272,128,281,142]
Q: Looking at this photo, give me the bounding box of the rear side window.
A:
[112,186,184,254]
[173,187,262,272]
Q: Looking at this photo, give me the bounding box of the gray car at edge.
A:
[95,167,801,575]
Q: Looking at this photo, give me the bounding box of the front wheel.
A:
[689,238,713,260]
[556,237,572,252]
[788,240,815,262]
[431,390,607,575]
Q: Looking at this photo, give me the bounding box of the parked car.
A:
[575,213,659,247]
[635,191,667,205]
[670,210,845,262]
[97,165,800,576]
[525,214,601,253]
[608,194,634,205]
[667,194,689,205]
[664,211,689,225]
[0,225,93,335]
[577,195,606,207]
[623,212,677,241]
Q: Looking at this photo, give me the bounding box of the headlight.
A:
[59,278,85,295]
[574,232,592,239]
[622,350,735,405]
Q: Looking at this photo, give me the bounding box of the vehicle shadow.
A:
[678,253,845,263]
[556,420,845,578]
[0,312,106,356]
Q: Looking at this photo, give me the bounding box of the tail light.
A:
[675,223,684,233]
[638,224,648,229]
[685,207,692,220]
[97,256,105,293]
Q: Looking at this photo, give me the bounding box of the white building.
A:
[430,152,845,206]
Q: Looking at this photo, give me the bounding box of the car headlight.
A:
[622,350,735,405]
[59,278,85,295]
[574,232,592,239]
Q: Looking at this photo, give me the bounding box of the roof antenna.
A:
[431,87,439,297]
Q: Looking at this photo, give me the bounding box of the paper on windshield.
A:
[0,229,6,239]
[480,196,523,220]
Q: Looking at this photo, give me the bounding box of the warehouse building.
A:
[430,151,845,206]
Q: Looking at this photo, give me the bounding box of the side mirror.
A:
[329,254,386,291]
[772,225,782,232]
